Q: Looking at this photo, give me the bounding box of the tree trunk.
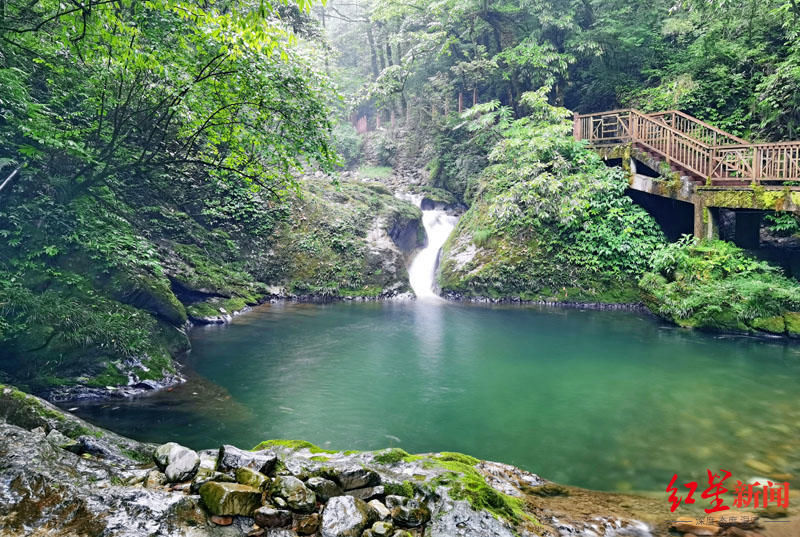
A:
[366,23,380,79]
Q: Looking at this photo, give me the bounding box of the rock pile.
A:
[146,442,430,537]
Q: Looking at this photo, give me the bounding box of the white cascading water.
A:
[408,199,459,299]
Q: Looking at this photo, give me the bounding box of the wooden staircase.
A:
[573,109,800,188]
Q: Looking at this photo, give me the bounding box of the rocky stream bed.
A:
[2,385,796,537]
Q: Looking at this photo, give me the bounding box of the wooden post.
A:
[458,92,463,114]
[573,112,580,140]
[753,147,761,184]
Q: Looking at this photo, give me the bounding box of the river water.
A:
[71,300,800,492]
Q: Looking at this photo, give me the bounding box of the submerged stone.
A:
[321,495,377,537]
[199,481,262,516]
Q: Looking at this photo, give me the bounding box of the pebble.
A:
[210,515,233,526]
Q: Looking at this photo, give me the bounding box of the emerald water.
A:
[71,301,800,492]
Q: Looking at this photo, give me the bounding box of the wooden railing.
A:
[574,109,800,187]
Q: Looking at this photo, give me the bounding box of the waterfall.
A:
[408,200,459,299]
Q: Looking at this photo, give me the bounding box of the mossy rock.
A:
[235,467,270,491]
[749,316,786,335]
[785,312,800,338]
[198,481,262,516]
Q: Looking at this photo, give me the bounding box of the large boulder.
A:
[272,476,316,513]
[198,481,262,516]
[216,444,277,474]
[321,496,377,537]
[165,446,200,483]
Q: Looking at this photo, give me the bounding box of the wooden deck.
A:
[574,109,800,188]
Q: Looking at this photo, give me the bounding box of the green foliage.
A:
[439,92,665,300]
[332,123,364,168]
[640,237,800,332]
[764,212,800,237]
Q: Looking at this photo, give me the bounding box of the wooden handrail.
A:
[575,109,800,186]
[647,110,749,146]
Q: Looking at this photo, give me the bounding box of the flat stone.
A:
[217,444,278,474]
[210,515,233,526]
[321,496,377,537]
[272,476,316,513]
[347,485,384,502]
[254,506,292,528]
[165,445,200,483]
[368,500,390,520]
[294,513,320,535]
[237,467,270,490]
[306,476,343,501]
[705,511,759,528]
[199,481,263,517]
[338,467,380,490]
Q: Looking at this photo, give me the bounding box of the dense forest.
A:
[2,0,800,395]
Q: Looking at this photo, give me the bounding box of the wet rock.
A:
[237,467,270,490]
[272,475,316,513]
[164,445,200,483]
[45,429,78,450]
[306,476,343,501]
[294,513,321,535]
[426,499,516,537]
[347,485,384,502]
[145,469,168,488]
[744,459,774,475]
[758,504,788,518]
[154,442,179,470]
[389,499,430,528]
[190,470,235,493]
[368,500,390,520]
[384,495,405,508]
[370,521,394,536]
[217,444,278,474]
[321,496,377,537]
[254,506,292,528]
[338,467,381,490]
[210,515,233,526]
[199,481,262,516]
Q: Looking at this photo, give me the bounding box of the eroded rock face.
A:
[320,495,377,537]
